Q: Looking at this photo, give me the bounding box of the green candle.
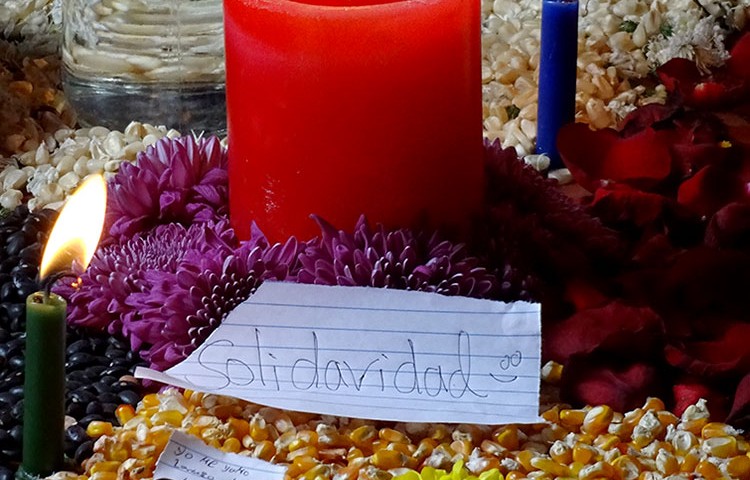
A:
[17,292,67,478]
[15,174,108,480]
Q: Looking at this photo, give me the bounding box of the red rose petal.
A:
[728,372,750,428]
[546,301,664,362]
[591,185,669,228]
[657,58,702,96]
[705,201,750,248]
[728,32,750,81]
[677,164,743,217]
[558,124,673,192]
[562,362,663,413]
[665,323,750,376]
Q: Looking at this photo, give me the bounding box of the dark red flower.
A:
[728,373,750,428]
[673,382,728,421]
[557,123,674,192]
[665,322,750,376]
[657,58,746,109]
[705,201,750,248]
[545,301,664,363]
[561,362,665,413]
[727,31,750,81]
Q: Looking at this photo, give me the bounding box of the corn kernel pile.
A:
[56,388,750,480]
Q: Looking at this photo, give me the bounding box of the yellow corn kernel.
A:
[450,439,472,457]
[593,434,620,450]
[347,447,365,462]
[318,432,352,448]
[530,456,570,477]
[568,461,585,476]
[414,438,437,460]
[388,442,416,456]
[140,393,160,409]
[105,442,130,462]
[286,445,318,463]
[516,450,536,471]
[131,445,156,460]
[702,436,738,458]
[250,423,270,442]
[90,461,121,474]
[287,456,319,478]
[696,459,723,479]
[541,405,560,423]
[221,437,241,453]
[151,427,173,450]
[379,428,410,444]
[655,449,678,476]
[137,406,158,421]
[350,425,377,448]
[89,472,117,480]
[371,450,409,470]
[505,471,525,480]
[302,464,331,480]
[549,440,572,464]
[227,417,250,439]
[671,430,698,455]
[115,404,136,426]
[151,410,183,427]
[578,461,615,480]
[572,442,597,464]
[702,422,735,439]
[612,455,641,480]
[254,440,276,461]
[727,455,750,480]
[582,405,614,436]
[493,427,519,450]
[560,408,587,428]
[642,397,665,412]
[679,450,700,472]
[87,421,114,438]
[680,417,708,435]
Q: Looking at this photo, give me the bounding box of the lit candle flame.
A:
[39,175,107,280]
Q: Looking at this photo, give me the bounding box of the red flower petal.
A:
[665,323,750,376]
[657,58,701,97]
[546,301,664,362]
[728,32,750,81]
[705,201,750,248]
[558,124,673,192]
[562,362,664,413]
[728,372,750,428]
[677,164,745,217]
[591,185,669,228]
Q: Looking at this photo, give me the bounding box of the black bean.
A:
[69,390,95,404]
[118,390,141,406]
[8,425,22,442]
[85,402,103,415]
[9,400,22,420]
[74,441,94,465]
[67,352,97,368]
[66,339,90,355]
[8,356,24,369]
[65,424,88,444]
[98,392,119,404]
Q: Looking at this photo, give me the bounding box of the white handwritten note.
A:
[137,282,542,424]
[154,430,286,480]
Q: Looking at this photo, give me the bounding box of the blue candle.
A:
[536,0,579,170]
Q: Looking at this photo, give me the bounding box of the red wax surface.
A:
[224,0,483,242]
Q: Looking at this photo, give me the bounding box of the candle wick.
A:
[39,271,69,298]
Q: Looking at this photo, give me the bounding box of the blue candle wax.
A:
[536,0,579,170]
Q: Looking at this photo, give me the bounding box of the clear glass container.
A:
[62,0,226,134]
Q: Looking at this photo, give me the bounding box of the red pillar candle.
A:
[224,0,483,242]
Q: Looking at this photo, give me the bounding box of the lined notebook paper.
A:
[137,282,542,425]
[154,430,286,480]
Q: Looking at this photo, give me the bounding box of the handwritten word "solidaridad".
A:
[192,329,524,399]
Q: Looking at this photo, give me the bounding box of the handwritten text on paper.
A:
[138,282,542,425]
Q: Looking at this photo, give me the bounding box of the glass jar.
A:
[62,0,226,133]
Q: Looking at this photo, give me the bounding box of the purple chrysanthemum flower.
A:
[482,139,624,304]
[56,220,236,351]
[105,135,228,241]
[130,225,302,370]
[294,215,497,298]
